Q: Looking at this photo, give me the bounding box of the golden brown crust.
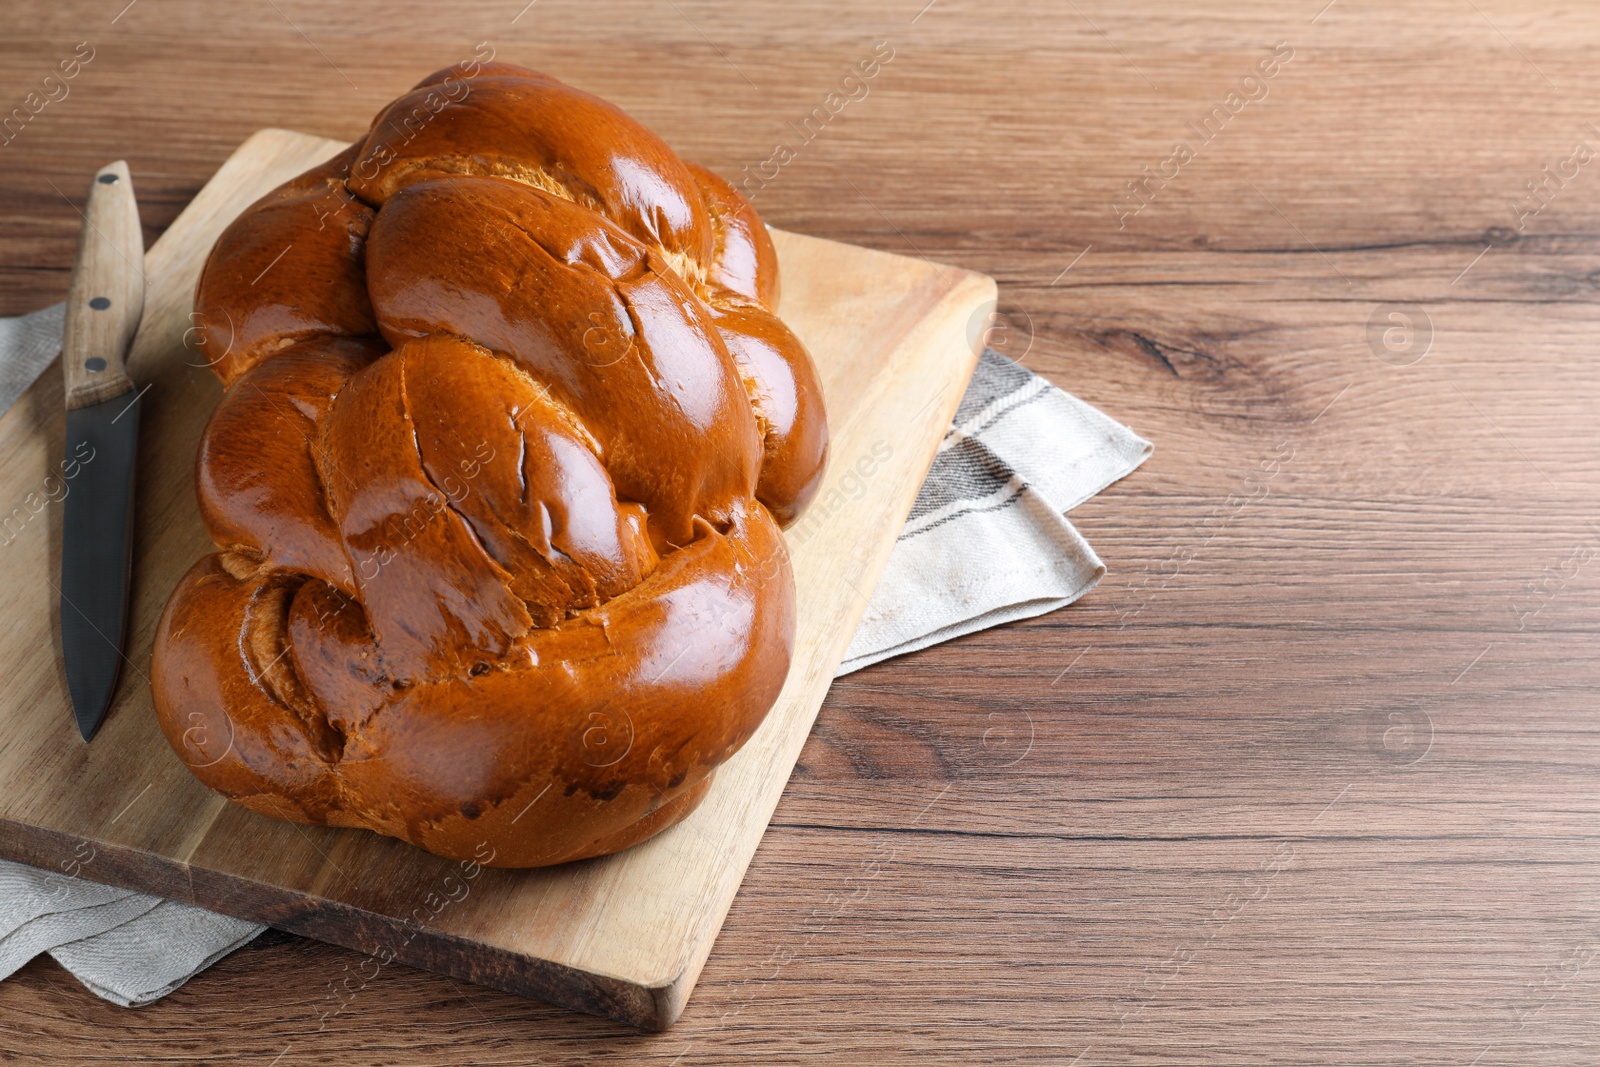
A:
[153,63,826,867]
[688,163,828,521]
[192,146,377,387]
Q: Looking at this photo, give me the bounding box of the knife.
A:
[59,160,144,742]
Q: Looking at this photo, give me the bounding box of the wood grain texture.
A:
[59,159,140,408]
[0,126,989,1029]
[3,0,1600,1062]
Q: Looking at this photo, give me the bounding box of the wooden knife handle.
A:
[61,160,144,411]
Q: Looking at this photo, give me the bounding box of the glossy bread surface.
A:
[153,62,828,867]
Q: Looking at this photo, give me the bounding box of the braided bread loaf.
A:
[151,63,828,868]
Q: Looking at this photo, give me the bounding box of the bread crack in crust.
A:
[152,63,829,868]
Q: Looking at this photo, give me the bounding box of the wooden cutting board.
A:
[0,129,991,1030]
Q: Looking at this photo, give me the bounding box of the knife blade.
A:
[59,160,144,742]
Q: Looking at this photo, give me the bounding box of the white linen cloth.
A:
[0,860,263,1006]
[839,346,1152,673]
[0,302,1149,1005]
[0,303,65,417]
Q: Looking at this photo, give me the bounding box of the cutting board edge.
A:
[0,812,690,1028]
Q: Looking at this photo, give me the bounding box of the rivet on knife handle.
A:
[61,160,143,410]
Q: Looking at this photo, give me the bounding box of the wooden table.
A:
[3,1,1598,1062]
